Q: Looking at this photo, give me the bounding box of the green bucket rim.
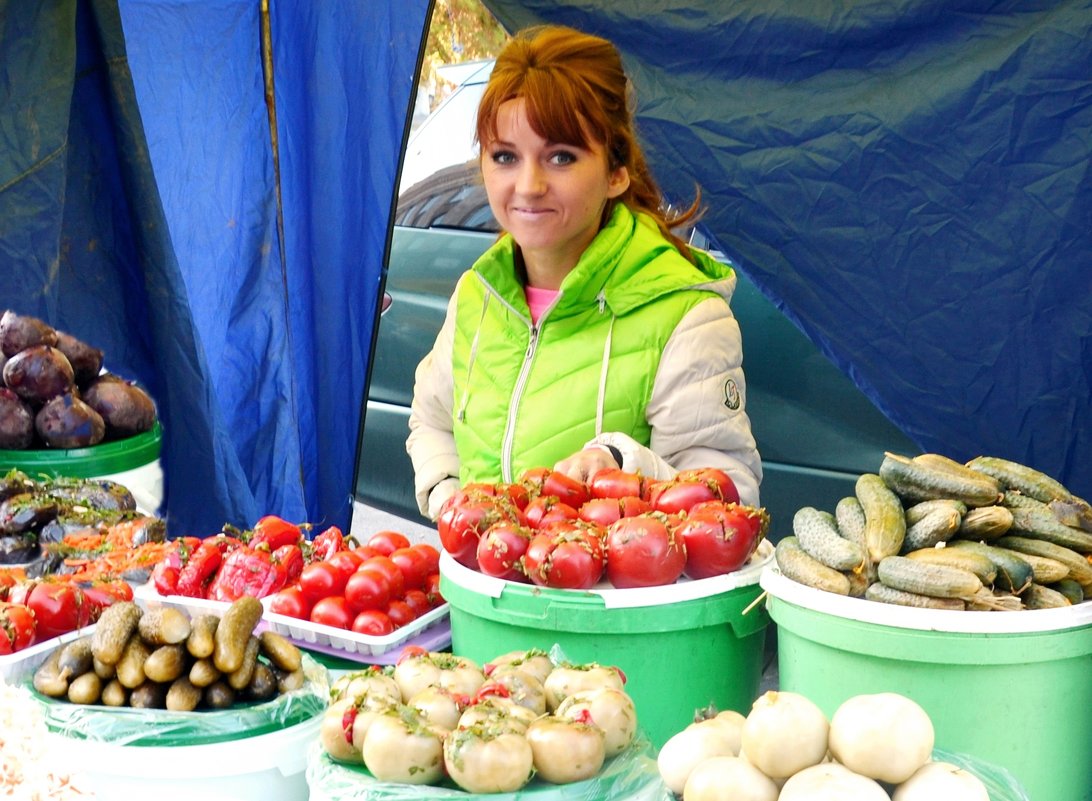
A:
[0,421,162,478]
[440,550,771,639]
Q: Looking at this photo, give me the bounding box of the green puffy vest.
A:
[451,204,733,484]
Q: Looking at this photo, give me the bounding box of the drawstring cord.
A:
[457,291,491,422]
[595,292,613,435]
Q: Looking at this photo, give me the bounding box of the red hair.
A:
[476,25,701,262]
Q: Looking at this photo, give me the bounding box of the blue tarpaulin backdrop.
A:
[1,0,1089,536]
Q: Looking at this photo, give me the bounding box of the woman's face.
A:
[481,98,630,287]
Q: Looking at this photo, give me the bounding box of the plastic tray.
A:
[262,602,451,660]
[135,582,452,660]
[0,626,94,684]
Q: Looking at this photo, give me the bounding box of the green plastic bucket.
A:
[440,542,773,749]
[761,567,1092,801]
[0,422,163,512]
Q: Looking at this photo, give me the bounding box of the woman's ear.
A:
[607,166,630,198]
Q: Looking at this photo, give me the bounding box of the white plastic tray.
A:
[0,625,95,684]
[134,582,451,659]
[261,603,450,658]
[760,565,1092,634]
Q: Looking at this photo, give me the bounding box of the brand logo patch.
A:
[723,378,740,410]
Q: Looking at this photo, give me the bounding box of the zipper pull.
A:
[596,291,607,313]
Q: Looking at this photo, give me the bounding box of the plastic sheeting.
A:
[485,0,1092,500]
[1,0,430,535]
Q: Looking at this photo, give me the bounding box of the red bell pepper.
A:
[151,537,202,596]
[250,515,304,551]
[309,525,345,563]
[207,545,287,602]
[272,543,304,585]
[175,540,224,598]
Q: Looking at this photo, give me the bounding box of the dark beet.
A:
[82,374,157,438]
[55,331,105,387]
[34,393,105,449]
[2,345,76,405]
[0,387,35,449]
[0,310,58,357]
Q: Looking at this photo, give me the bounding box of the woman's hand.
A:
[553,446,619,484]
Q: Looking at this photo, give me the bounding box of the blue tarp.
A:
[2,0,1089,534]
[486,0,1092,499]
[1,0,429,535]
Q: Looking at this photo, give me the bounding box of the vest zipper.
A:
[501,323,539,482]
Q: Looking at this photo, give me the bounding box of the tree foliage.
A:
[421,0,508,95]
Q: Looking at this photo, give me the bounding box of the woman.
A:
[407,25,761,520]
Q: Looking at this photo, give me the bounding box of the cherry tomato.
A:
[268,585,311,619]
[385,599,417,629]
[360,556,404,600]
[327,550,364,582]
[423,573,444,607]
[588,468,647,500]
[351,609,394,637]
[366,530,411,557]
[344,567,391,614]
[299,561,347,605]
[388,546,430,590]
[409,543,440,576]
[605,515,687,588]
[310,595,353,629]
[402,589,432,618]
[352,544,381,561]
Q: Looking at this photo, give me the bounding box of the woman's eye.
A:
[550,151,577,166]
[490,150,516,165]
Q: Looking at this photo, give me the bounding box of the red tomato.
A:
[299,561,347,605]
[423,573,444,607]
[344,567,391,614]
[409,543,440,576]
[437,496,515,568]
[22,581,91,641]
[648,479,721,515]
[540,470,591,509]
[388,546,430,590]
[352,609,394,637]
[523,496,580,529]
[310,595,353,629]
[578,496,651,527]
[457,481,530,511]
[268,586,311,619]
[385,599,417,629]
[476,520,534,582]
[588,468,647,500]
[676,467,740,506]
[678,502,769,579]
[352,544,381,561]
[0,601,36,651]
[360,556,405,600]
[366,530,411,557]
[605,515,687,588]
[80,579,134,619]
[518,466,552,496]
[402,589,432,618]
[522,521,606,590]
[327,550,364,582]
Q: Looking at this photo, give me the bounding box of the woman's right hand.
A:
[553,446,619,485]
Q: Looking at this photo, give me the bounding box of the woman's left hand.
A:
[553,447,619,484]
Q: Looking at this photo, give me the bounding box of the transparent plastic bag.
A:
[305,731,672,801]
[931,749,1031,801]
[29,652,328,746]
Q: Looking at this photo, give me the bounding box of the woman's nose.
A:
[515,162,546,195]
